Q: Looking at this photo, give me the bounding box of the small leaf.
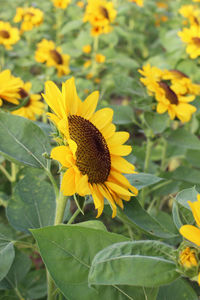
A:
[60,20,82,34]
[109,105,135,125]
[0,112,51,168]
[144,112,169,134]
[126,173,163,190]
[89,240,179,287]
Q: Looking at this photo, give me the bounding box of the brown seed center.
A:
[192,37,200,46]
[19,88,29,99]
[49,49,63,65]
[99,6,110,20]
[0,30,10,39]
[68,115,111,184]
[159,81,178,105]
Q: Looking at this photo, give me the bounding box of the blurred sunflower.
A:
[14,7,43,32]
[0,70,23,106]
[129,0,143,7]
[95,53,106,63]
[0,21,20,50]
[139,64,198,122]
[179,5,200,26]
[12,82,44,120]
[84,0,117,36]
[35,39,70,77]
[52,0,71,9]
[43,77,138,217]
[178,25,200,59]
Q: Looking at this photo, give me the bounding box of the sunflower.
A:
[35,39,70,77]
[14,7,43,32]
[178,25,200,59]
[43,77,138,217]
[95,53,106,63]
[0,70,23,107]
[12,82,44,120]
[0,21,20,50]
[52,0,71,9]
[179,5,200,26]
[83,0,117,36]
[139,64,198,122]
[129,0,143,7]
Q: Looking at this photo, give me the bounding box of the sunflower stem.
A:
[46,169,59,200]
[160,138,167,172]
[14,287,24,300]
[0,164,13,182]
[67,207,81,224]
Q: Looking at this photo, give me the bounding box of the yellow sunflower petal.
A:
[68,139,77,158]
[107,132,130,146]
[90,108,113,130]
[63,77,79,115]
[106,181,134,197]
[101,123,116,139]
[156,102,168,114]
[61,167,76,196]
[51,146,73,167]
[111,155,136,174]
[76,173,90,196]
[81,91,99,119]
[188,200,200,228]
[97,184,117,218]
[180,225,200,246]
[109,144,132,156]
[43,81,65,118]
[90,184,104,218]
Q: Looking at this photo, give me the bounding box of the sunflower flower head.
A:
[179,247,198,269]
[0,70,23,107]
[52,0,71,9]
[0,21,20,50]
[43,77,138,218]
[83,0,117,36]
[35,39,70,77]
[139,64,198,122]
[178,25,200,59]
[129,0,143,7]
[179,5,200,27]
[14,7,43,32]
[11,82,44,120]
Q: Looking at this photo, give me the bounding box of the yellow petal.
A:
[107,132,130,146]
[81,91,99,119]
[57,118,69,137]
[106,181,134,197]
[198,273,200,286]
[43,81,65,118]
[76,173,90,196]
[111,155,136,174]
[188,200,200,228]
[90,108,113,130]
[109,144,132,156]
[68,139,77,158]
[101,123,116,139]
[180,225,200,246]
[156,102,167,114]
[97,184,117,218]
[51,146,73,167]
[61,167,76,196]
[90,184,104,218]
[63,77,79,115]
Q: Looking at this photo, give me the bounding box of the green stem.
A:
[47,270,55,300]
[11,162,18,182]
[46,169,59,200]
[14,287,24,300]
[91,35,99,76]
[67,208,81,225]
[0,164,13,182]
[160,138,167,171]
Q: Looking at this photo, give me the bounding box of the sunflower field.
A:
[1,0,200,299]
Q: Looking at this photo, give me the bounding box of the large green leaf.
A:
[0,250,31,290]
[168,128,200,150]
[157,278,198,300]
[119,198,177,238]
[6,171,56,233]
[126,173,163,190]
[89,240,179,287]
[172,167,200,185]
[0,224,15,281]
[0,112,51,168]
[32,224,156,300]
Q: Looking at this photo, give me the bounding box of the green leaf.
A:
[21,270,47,300]
[144,112,169,134]
[109,105,135,125]
[74,221,107,231]
[0,224,15,281]
[0,250,31,289]
[89,240,179,287]
[126,173,163,190]
[31,224,135,300]
[118,198,177,239]
[176,187,198,210]
[157,278,198,300]
[6,171,56,233]
[172,167,200,185]
[168,128,200,150]
[60,20,82,35]
[0,112,51,168]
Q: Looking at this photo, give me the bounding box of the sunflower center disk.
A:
[159,81,178,105]
[68,115,111,184]
[0,30,10,39]
[49,50,63,65]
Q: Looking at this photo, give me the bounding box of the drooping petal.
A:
[97,184,117,218]
[180,225,200,246]
[61,167,76,196]
[106,181,134,197]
